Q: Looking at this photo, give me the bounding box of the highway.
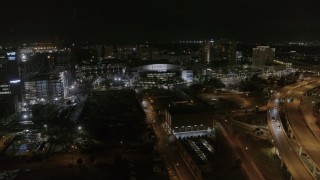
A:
[285,80,320,174]
[267,81,315,180]
[301,96,320,142]
[142,98,196,180]
[220,121,265,180]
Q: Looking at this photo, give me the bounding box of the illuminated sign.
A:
[0,84,11,94]
[10,80,20,84]
[151,64,167,71]
[7,52,16,61]
[7,52,16,56]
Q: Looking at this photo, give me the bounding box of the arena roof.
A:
[128,59,183,72]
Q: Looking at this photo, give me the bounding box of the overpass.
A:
[267,80,317,179]
[284,80,320,178]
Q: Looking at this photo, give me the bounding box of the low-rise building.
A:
[164,104,214,138]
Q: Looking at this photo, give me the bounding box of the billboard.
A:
[6,52,16,61]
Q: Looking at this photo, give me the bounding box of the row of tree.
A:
[192,74,268,93]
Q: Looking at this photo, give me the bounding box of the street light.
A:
[78,126,82,131]
[44,124,47,131]
[71,145,77,164]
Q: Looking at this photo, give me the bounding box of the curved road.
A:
[285,80,320,174]
[268,81,315,180]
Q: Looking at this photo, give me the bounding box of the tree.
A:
[239,79,264,93]
[199,75,210,83]
[77,158,83,166]
[250,74,267,84]
[204,77,225,90]
[189,84,205,93]
[89,155,96,163]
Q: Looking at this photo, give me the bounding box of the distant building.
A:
[30,43,58,53]
[19,48,34,62]
[202,40,214,64]
[252,46,275,68]
[235,51,242,61]
[202,39,236,66]
[128,60,185,88]
[0,48,21,116]
[181,70,193,83]
[138,44,153,60]
[0,47,7,72]
[214,39,237,65]
[0,83,19,117]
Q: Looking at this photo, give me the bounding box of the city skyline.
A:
[1,0,320,44]
[1,26,320,178]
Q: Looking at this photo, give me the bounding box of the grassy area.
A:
[234,114,267,126]
[237,133,288,180]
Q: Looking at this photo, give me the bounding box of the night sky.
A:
[1,0,320,44]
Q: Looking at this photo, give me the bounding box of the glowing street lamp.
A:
[71,145,77,163]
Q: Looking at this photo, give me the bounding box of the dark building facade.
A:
[0,48,21,117]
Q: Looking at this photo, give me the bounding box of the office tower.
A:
[0,47,21,117]
[202,39,236,66]
[215,39,237,66]
[252,46,275,68]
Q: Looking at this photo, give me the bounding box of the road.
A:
[285,80,320,173]
[267,81,315,180]
[219,122,265,180]
[301,96,320,142]
[230,119,271,140]
[142,98,196,180]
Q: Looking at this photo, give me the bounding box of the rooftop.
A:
[167,104,212,115]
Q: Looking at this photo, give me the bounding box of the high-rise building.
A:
[0,47,21,117]
[202,39,236,65]
[18,43,75,104]
[252,46,275,68]
[202,40,214,64]
[215,39,237,66]
[0,46,7,71]
[138,44,153,60]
